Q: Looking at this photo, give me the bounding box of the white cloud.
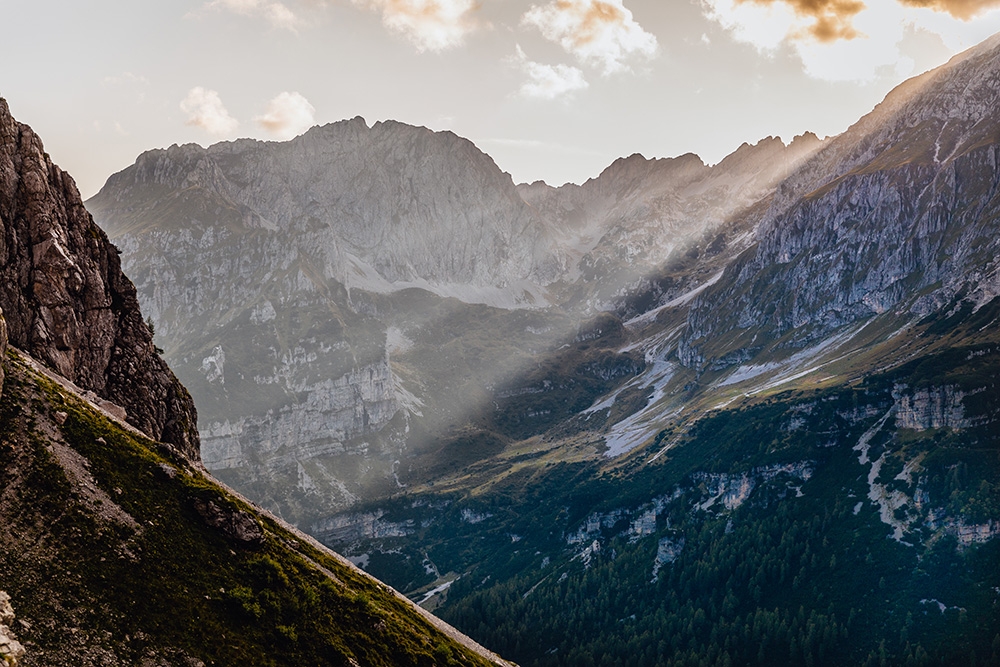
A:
[703,0,1000,82]
[180,87,240,137]
[255,91,316,139]
[201,0,300,31]
[509,45,589,99]
[353,0,479,52]
[904,4,1000,50]
[521,0,658,75]
[898,0,1000,20]
[794,0,910,81]
[702,0,797,51]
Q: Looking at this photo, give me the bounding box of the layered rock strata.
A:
[679,34,1000,369]
[89,118,548,300]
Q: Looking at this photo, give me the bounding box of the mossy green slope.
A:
[0,350,510,667]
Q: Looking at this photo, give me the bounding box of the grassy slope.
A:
[0,350,510,667]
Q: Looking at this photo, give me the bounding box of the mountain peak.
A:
[679,32,1000,370]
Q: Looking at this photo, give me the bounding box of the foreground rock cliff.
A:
[0,99,199,459]
[0,100,511,667]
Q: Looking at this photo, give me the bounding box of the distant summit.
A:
[90,117,547,305]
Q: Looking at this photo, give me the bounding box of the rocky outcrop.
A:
[651,536,685,580]
[0,99,199,459]
[692,462,814,511]
[519,133,824,297]
[192,496,265,546]
[89,118,547,301]
[893,385,972,430]
[954,519,998,546]
[0,591,25,666]
[202,356,399,470]
[311,510,416,543]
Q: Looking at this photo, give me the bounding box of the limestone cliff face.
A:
[84,194,405,519]
[201,355,399,471]
[893,385,973,431]
[0,99,199,459]
[679,34,1000,369]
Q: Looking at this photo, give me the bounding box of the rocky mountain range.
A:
[86,104,824,529]
[334,37,999,665]
[0,98,511,666]
[51,29,1000,667]
[86,31,1000,667]
[519,131,823,307]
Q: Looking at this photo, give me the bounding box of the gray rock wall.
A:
[201,356,399,470]
[90,118,545,295]
[678,36,1000,369]
[894,385,972,431]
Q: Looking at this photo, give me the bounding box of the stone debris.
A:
[0,591,26,666]
[193,497,265,546]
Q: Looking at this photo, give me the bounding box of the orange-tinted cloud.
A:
[522,0,658,74]
[354,0,479,51]
[557,0,626,46]
[705,0,1000,82]
[896,0,1000,19]
[254,92,316,140]
[736,0,866,42]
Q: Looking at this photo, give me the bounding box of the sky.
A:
[2,1,1000,199]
